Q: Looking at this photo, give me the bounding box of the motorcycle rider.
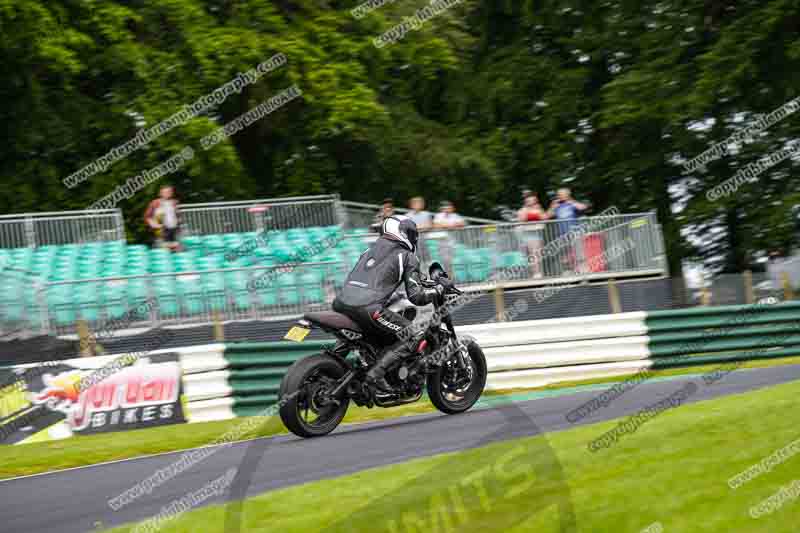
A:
[333,214,450,392]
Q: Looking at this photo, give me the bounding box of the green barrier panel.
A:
[222,341,331,415]
[225,341,330,353]
[650,333,800,357]
[229,367,290,379]
[232,402,280,417]
[645,308,800,333]
[651,347,800,369]
[645,302,800,333]
[646,301,800,319]
[229,377,283,395]
[649,324,800,345]
[225,353,310,367]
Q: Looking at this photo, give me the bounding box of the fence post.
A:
[213,310,225,341]
[76,320,95,357]
[608,278,622,313]
[782,272,795,300]
[36,282,50,336]
[333,193,348,228]
[114,210,125,241]
[743,270,754,304]
[494,282,505,322]
[24,216,35,248]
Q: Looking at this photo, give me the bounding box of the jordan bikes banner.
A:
[0,353,186,445]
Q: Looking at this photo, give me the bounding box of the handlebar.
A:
[421,278,462,296]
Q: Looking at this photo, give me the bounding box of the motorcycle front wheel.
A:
[427,338,487,415]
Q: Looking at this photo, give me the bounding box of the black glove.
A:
[437,276,455,291]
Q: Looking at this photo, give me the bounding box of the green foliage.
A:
[2,0,800,270]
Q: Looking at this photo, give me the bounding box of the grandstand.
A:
[0,196,667,338]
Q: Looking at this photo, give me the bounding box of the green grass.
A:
[106,377,800,533]
[2,353,799,481]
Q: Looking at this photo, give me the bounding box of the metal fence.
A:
[339,200,501,230]
[180,195,344,236]
[20,261,347,336]
[412,212,667,285]
[0,209,124,249]
[768,254,800,290]
[0,211,670,337]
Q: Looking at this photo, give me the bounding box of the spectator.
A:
[518,191,549,278]
[547,187,589,271]
[144,184,182,252]
[547,187,589,225]
[433,201,465,229]
[371,197,395,232]
[407,196,432,229]
[432,201,464,276]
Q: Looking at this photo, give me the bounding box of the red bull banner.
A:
[0,353,186,444]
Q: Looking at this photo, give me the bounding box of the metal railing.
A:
[180,195,344,236]
[416,212,666,284]
[25,261,346,335]
[0,209,124,249]
[339,200,501,230]
[768,254,800,289]
[0,212,669,336]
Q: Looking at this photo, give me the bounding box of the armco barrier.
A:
[5,301,800,439]
[175,301,800,423]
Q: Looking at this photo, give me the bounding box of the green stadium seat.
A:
[99,281,129,320]
[298,269,324,304]
[176,274,204,315]
[276,271,298,305]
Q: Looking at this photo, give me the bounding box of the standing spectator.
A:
[547,187,589,225]
[547,187,589,271]
[371,198,395,232]
[433,201,465,228]
[432,201,465,276]
[517,191,549,278]
[145,184,182,252]
[407,197,432,229]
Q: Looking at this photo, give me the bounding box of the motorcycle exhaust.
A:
[374,389,423,408]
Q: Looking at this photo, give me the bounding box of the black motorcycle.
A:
[278,262,488,438]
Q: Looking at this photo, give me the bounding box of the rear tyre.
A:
[279,354,350,438]
[427,337,487,415]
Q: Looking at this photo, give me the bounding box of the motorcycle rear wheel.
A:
[279,354,350,438]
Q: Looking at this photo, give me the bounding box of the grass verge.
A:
[107,377,800,533]
[2,354,798,481]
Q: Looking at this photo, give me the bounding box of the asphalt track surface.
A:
[3,364,800,533]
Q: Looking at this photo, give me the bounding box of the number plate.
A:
[284,325,310,342]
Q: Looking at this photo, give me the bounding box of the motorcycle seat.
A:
[304,311,362,332]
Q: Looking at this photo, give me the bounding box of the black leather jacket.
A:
[334,236,438,308]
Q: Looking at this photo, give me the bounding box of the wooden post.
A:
[782,272,795,301]
[698,269,713,306]
[213,311,225,342]
[700,285,712,306]
[743,270,754,304]
[494,283,506,322]
[608,278,622,313]
[76,320,94,357]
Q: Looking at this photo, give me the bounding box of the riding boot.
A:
[365,340,416,392]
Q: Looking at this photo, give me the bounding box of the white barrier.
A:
[457,312,648,347]
[174,313,650,421]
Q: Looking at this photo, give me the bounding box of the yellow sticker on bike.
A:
[284,325,310,342]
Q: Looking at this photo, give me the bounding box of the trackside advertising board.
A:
[0,353,186,444]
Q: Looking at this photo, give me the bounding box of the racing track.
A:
[2,364,800,533]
